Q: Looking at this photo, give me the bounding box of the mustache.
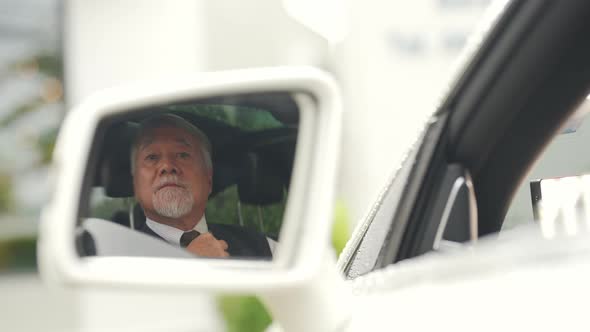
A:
[154,175,189,191]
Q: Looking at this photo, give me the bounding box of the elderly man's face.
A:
[132,126,212,221]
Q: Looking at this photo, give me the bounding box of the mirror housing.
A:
[38,67,343,293]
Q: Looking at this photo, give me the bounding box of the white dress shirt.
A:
[146,216,277,254]
[146,215,208,247]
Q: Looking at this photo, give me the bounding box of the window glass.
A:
[205,186,285,239]
[89,187,135,222]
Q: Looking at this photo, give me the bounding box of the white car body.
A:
[347,227,590,332]
[27,1,590,332]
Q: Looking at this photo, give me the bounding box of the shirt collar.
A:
[146,215,208,246]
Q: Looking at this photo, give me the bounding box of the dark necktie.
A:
[180,230,201,247]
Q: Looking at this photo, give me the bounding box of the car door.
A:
[340,0,590,278]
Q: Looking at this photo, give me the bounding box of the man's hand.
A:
[186,232,229,258]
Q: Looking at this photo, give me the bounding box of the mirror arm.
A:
[259,250,352,332]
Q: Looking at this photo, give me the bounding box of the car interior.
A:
[81,92,300,249]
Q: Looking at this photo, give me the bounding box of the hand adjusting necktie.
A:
[180,230,201,247]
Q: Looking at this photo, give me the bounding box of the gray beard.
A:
[152,187,194,218]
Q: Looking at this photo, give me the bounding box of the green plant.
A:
[0,173,15,213]
[0,237,37,272]
[218,296,273,332]
[332,201,350,255]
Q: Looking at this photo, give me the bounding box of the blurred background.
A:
[0,0,493,331]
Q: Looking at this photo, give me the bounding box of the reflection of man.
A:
[131,114,272,258]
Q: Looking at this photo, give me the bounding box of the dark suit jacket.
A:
[138,221,273,259]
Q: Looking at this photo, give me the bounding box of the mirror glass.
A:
[76,92,305,262]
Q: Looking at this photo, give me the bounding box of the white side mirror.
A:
[38,67,350,332]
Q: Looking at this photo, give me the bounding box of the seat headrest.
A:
[98,123,136,197]
[98,122,289,205]
[237,152,285,205]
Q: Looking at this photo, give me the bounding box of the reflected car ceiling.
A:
[93,102,298,204]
